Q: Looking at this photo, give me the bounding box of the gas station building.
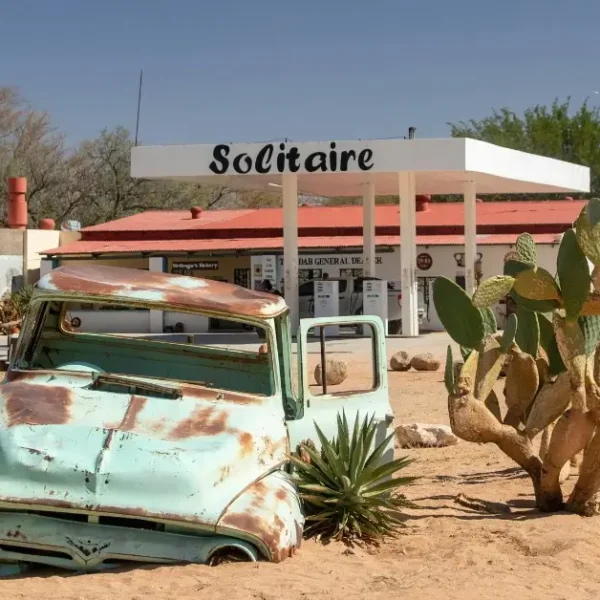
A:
[41,137,590,336]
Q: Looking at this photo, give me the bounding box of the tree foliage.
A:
[449,99,600,198]
[0,87,281,227]
[322,98,600,206]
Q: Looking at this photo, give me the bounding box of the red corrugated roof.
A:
[43,233,562,256]
[81,201,585,233]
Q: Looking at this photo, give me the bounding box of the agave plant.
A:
[291,412,417,543]
[11,285,35,318]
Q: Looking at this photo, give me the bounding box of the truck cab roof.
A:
[37,264,288,320]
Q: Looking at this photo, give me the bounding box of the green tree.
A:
[449,99,600,198]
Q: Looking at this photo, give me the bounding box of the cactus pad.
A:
[578,315,600,356]
[504,348,539,424]
[472,276,515,308]
[537,313,566,375]
[575,204,600,266]
[515,306,540,357]
[457,348,480,392]
[525,373,571,438]
[444,345,455,395]
[588,198,600,227]
[557,228,590,321]
[500,313,518,352]
[504,250,521,263]
[554,313,587,411]
[484,390,503,422]
[480,307,497,337]
[516,233,537,265]
[513,267,560,302]
[510,290,560,313]
[474,336,505,403]
[593,266,600,293]
[433,277,485,349]
[504,259,531,278]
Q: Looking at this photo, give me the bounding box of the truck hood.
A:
[0,371,289,527]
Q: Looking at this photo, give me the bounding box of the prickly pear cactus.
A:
[434,199,600,516]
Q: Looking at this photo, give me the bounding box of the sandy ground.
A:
[3,333,600,599]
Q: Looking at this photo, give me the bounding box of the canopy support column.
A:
[464,181,477,297]
[149,256,165,333]
[399,172,419,337]
[362,180,376,277]
[282,173,299,334]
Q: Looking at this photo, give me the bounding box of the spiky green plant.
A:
[11,285,35,318]
[291,412,417,543]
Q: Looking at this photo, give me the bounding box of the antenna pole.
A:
[134,69,143,146]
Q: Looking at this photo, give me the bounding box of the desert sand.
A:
[3,335,600,600]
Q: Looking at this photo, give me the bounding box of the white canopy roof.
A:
[131,137,590,197]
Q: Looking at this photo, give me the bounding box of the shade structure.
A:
[130,137,590,336]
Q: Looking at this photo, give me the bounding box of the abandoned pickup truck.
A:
[0,265,393,571]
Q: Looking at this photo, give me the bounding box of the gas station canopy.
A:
[131,137,590,337]
[131,137,589,196]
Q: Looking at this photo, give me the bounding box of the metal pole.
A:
[134,70,143,146]
[464,181,477,297]
[282,173,299,334]
[399,172,419,336]
[362,181,376,277]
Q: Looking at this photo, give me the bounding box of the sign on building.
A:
[171,261,219,274]
[251,255,278,290]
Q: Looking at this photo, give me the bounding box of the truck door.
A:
[286,315,394,462]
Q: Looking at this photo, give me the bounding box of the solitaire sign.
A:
[209,142,375,175]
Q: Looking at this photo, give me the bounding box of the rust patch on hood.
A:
[3,383,72,427]
[183,385,264,405]
[117,395,147,431]
[239,432,254,457]
[168,406,231,440]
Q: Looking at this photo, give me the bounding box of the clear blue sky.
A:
[2,0,599,148]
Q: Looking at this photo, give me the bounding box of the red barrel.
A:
[7,177,28,230]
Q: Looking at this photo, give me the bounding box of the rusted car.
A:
[0,265,393,571]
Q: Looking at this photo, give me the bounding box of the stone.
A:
[390,351,411,371]
[314,359,348,386]
[395,423,459,448]
[410,353,441,372]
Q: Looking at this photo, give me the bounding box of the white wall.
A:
[274,242,560,331]
[0,256,23,297]
[164,311,210,333]
[70,309,212,334]
[70,310,151,333]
